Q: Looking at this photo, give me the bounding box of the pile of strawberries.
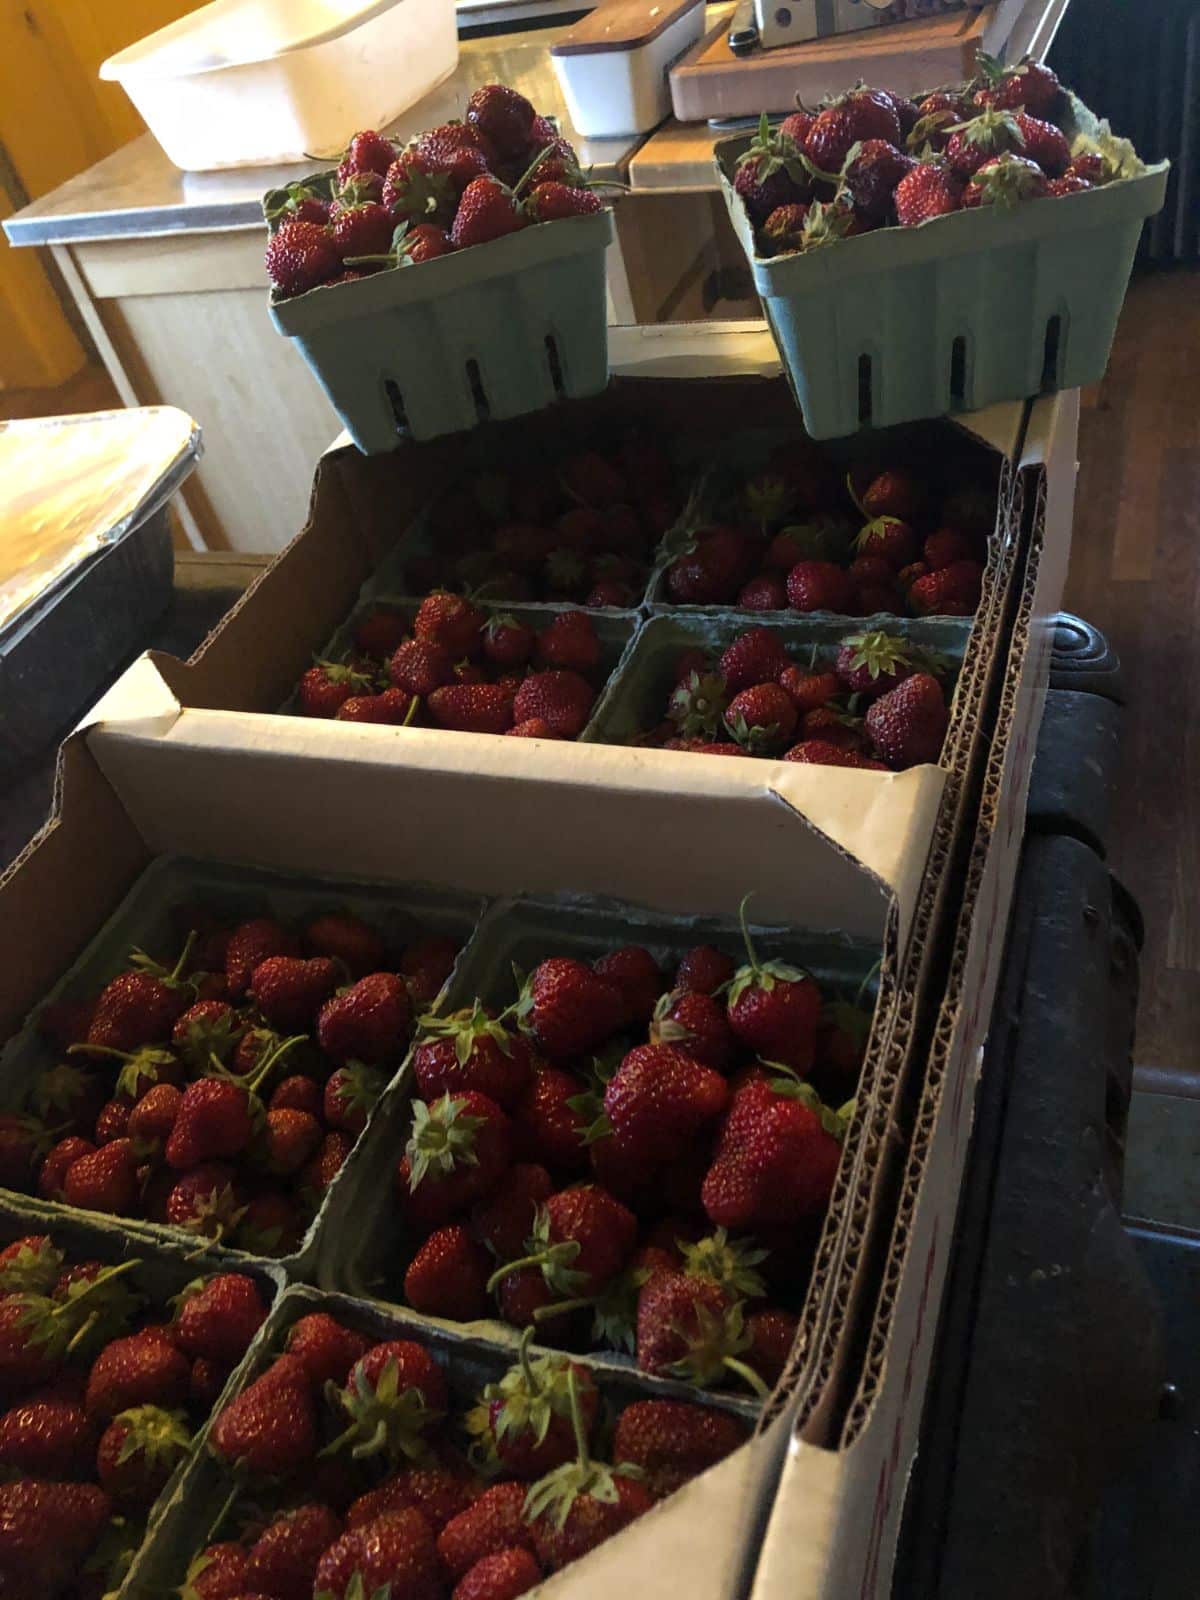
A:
[265,84,607,299]
[187,1313,747,1600]
[733,55,1128,255]
[298,596,610,739]
[385,915,866,1392]
[0,1237,268,1599]
[405,439,681,608]
[639,625,954,769]
[661,440,990,617]
[2,907,460,1254]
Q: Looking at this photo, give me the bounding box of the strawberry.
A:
[923,528,976,570]
[1045,173,1093,197]
[733,114,808,226]
[908,558,983,614]
[453,1547,542,1600]
[974,55,1061,117]
[635,1269,745,1386]
[37,1135,96,1200]
[724,682,798,753]
[332,200,396,260]
[854,515,915,569]
[352,607,410,660]
[472,1351,598,1480]
[93,1097,132,1144]
[807,89,900,174]
[339,129,399,181]
[778,110,814,149]
[438,1483,536,1579]
[592,947,663,1027]
[244,1504,343,1600]
[127,1081,182,1153]
[238,1189,302,1256]
[390,637,456,696]
[839,139,915,223]
[286,1314,373,1388]
[210,1354,316,1475]
[297,661,376,717]
[467,83,536,156]
[510,670,595,738]
[786,560,854,613]
[171,999,244,1072]
[650,989,736,1073]
[717,626,790,694]
[0,1235,62,1295]
[507,716,558,740]
[414,592,486,658]
[87,946,195,1053]
[318,972,412,1065]
[526,182,601,222]
[527,1471,652,1572]
[452,176,525,248]
[510,1068,589,1176]
[165,1078,255,1171]
[860,469,918,523]
[326,1341,447,1462]
[86,1331,190,1423]
[183,1542,251,1600]
[382,153,456,221]
[668,671,730,742]
[1013,112,1070,176]
[348,1456,477,1531]
[96,1402,190,1503]
[675,945,735,995]
[738,574,788,610]
[63,1138,139,1215]
[494,1185,637,1311]
[481,614,536,669]
[745,1305,799,1384]
[315,1508,442,1600]
[266,181,330,227]
[336,687,418,724]
[758,202,809,254]
[322,1063,385,1135]
[175,1274,267,1366]
[249,955,339,1031]
[0,1479,112,1595]
[165,1164,245,1242]
[304,911,386,976]
[612,1399,748,1499]
[964,152,1048,208]
[725,901,821,1070]
[514,957,624,1061]
[702,1074,843,1230]
[534,612,601,677]
[0,1391,94,1477]
[944,107,1025,179]
[413,1006,532,1111]
[834,631,916,699]
[428,683,516,734]
[865,672,949,766]
[265,219,340,296]
[417,122,492,190]
[225,919,301,997]
[471,1163,554,1260]
[604,1044,727,1163]
[895,161,963,225]
[396,1091,512,1227]
[405,1224,490,1319]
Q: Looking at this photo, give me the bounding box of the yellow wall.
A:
[0,0,198,389]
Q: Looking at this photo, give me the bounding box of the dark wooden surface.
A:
[1064,265,1200,1077]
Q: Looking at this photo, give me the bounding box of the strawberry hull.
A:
[715,90,1168,436]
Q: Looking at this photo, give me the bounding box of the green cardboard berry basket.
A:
[314,890,879,1377]
[263,171,614,454]
[0,856,483,1277]
[714,92,1168,438]
[0,1189,283,1597]
[120,1280,758,1600]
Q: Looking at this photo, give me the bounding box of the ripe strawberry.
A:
[175,1274,266,1367]
[93,1097,132,1144]
[414,592,486,657]
[810,89,900,172]
[329,1341,448,1461]
[340,129,399,181]
[438,1483,535,1579]
[650,988,736,1073]
[511,670,595,738]
[666,535,740,605]
[86,1331,190,1423]
[164,1163,245,1241]
[944,107,1025,179]
[474,1351,598,1479]
[297,660,375,717]
[923,528,975,570]
[265,219,340,296]
[453,1547,542,1600]
[0,1392,94,1477]
[908,559,983,614]
[347,1455,477,1531]
[87,952,193,1053]
[515,957,625,1061]
[335,686,417,724]
[702,1074,843,1230]
[860,469,918,523]
[479,614,534,669]
[350,607,408,661]
[164,1079,254,1170]
[733,114,808,226]
[592,946,663,1027]
[0,1235,61,1294]
[38,1135,97,1200]
[225,919,300,997]
[404,1224,490,1319]
[854,515,915,569]
[237,1189,301,1256]
[315,1508,442,1600]
[511,1068,590,1175]
[170,999,243,1072]
[737,574,788,610]
[247,955,338,1031]
[759,202,809,254]
[396,1091,512,1227]
[1045,173,1093,197]
[535,611,601,677]
[451,177,525,248]
[834,631,916,699]
[865,671,949,766]
[285,1314,372,1388]
[413,1006,532,1111]
[496,1185,637,1307]
[467,83,536,155]
[471,1163,554,1259]
[390,638,455,696]
[786,560,854,613]
[322,1063,385,1136]
[1013,112,1070,176]
[210,1354,316,1475]
[895,161,963,225]
[507,717,558,739]
[725,683,798,754]
[974,56,1061,117]
[745,1305,799,1384]
[63,1138,139,1215]
[839,139,915,222]
[332,200,396,260]
[244,1504,343,1600]
[718,626,789,694]
[127,1081,182,1154]
[382,150,456,220]
[0,1479,112,1595]
[725,904,821,1070]
[612,1398,748,1499]
[526,182,601,222]
[318,971,412,1065]
[964,152,1048,208]
[97,1402,191,1503]
[527,1470,653,1571]
[428,683,516,734]
[604,1043,728,1163]
[908,93,965,153]
[301,916,382,981]
[778,109,814,149]
[675,945,736,995]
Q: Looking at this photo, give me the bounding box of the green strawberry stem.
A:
[59,1258,143,1354]
[235,1033,307,1097]
[565,1365,589,1471]
[723,1356,770,1398]
[737,891,761,975]
[532,1295,594,1323]
[517,1326,541,1396]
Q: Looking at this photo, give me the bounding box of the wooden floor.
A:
[1066,266,1200,1076]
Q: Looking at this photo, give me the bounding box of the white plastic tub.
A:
[550,0,706,138]
[100,0,459,172]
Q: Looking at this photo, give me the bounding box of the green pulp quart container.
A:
[264,171,614,454]
[714,93,1169,439]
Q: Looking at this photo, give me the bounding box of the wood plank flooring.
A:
[1065,266,1200,1075]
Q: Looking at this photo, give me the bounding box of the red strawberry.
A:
[785,561,854,613]
[860,469,918,523]
[438,1483,535,1580]
[96,1403,191,1503]
[249,955,339,1031]
[476,1352,598,1480]
[481,614,535,669]
[93,1097,132,1144]
[352,607,409,660]
[1013,112,1070,176]
[176,1274,267,1367]
[400,935,460,1006]
[0,1480,112,1595]
[975,57,1061,117]
[417,122,492,189]
[717,627,789,694]
[451,177,525,248]
[725,903,821,1070]
[854,515,915,569]
[1045,173,1093,197]
[592,946,663,1027]
[238,1188,302,1255]
[840,138,916,223]
[404,1224,490,1320]
[317,1064,380,1135]
[171,999,244,1071]
[390,638,455,697]
[758,202,809,254]
[964,152,1048,208]
[332,199,396,260]
[471,1162,554,1259]
[304,911,386,975]
[535,612,601,677]
[778,109,814,148]
[745,1305,799,1385]
[164,1162,244,1242]
[0,1392,94,1478]
[511,1067,590,1175]
[329,1342,447,1461]
[210,1354,316,1475]
[675,945,736,995]
[414,593,485,658]
[315,1509,442,1600]
[604,1044,728,1163]
[467,83,536,156]
[453,1547,542,1600]
[515,957,625,1061]
[38,1135,96,1200]
[908,558,983,614]
[183,1542,250,1600]
[317,972,412,1065]
[702,1075,843,1230]
[339,129,398,181]
[286,1314,373,1388]
[86,1331,190,1423]
[650,989,736,1073]
[348,1455,477,1532]
[413,1007,532,1111]
[265,220,340,296]
[527,1474,652,1571]
[0,1235,61,1293]
[724,683,797,753]
[496,1184,637,1306]
[944,107,1025,179]
[834,631,917,698]
[526,182,601,222]
[225,920,300,997]
[737,574,788,610]
[297,661,376,717]
[382,151,456,219]
[63,1138,139,1215]
[428,683,515,734]
[865,672,949,766]
[87,952,193,1053]
[396,1091,512,1227]
[922,528,975,570]
[127,1082,182,1154]
[612,1398,748,1499]
[510,670,595,738]
[895,161,963,225]
[164,1079,255,1170]
[733,114,808,226]
[777,666,839,713]
[335,687,418,725]
[808,88,900,173]
[244,1504,343,1600]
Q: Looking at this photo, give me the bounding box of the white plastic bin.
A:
[100,0,460,172]
[550,0,706,138]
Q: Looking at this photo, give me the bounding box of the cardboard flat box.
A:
[747,390,1079,1600]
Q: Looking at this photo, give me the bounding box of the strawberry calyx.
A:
[736,112,809,188]
[726,894,811,1008]
[649,988,692,1048]
[126,929,199,991]
[589,1264,650,1354]
[669,672,730,741]
[743,473,794,527]
[799,198,857,249]
[263,181,327,223]
[842,629,915,679]
[0,1236,64,1296]
[316,1576,392,1600]
[854,517,907,553]
[314,656,378,690]
[967,151,1046,207]
[665,1296,768,1397]
[31,1061,93,1121]
[906,111,957,155]
[16,1257,143,1362]
[522,1367,640,1528]
[321,1353,443,1463]
[758,1064,856,1141]
[484,1331,578,1452]
[174,1178,247,1243]
[328,1060,387,1122]
[724,708,785,756]
[417,1001,515,1068]
[175,1008,247,1073]
[679,1228,768,1300]
[111,1402,192,1471]
[485,1205,587,1301]
[405,1093,486,1191]
[946,106,1025,151]
[65,1043,178,1101]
